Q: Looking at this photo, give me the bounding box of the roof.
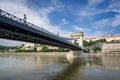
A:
[86,35,120,40]
[86,38,96,40]
[99,36,120,38]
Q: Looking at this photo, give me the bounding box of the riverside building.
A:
[86,35,120,42]
[102,43,120,54]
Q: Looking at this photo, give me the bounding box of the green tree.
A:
[87,40,93,46]
[41,45,49,52]
[83,40,89,46]
[58,47,65,52]
[94,47,101,52]
[33,47,37,52]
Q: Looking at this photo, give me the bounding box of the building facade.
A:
[102,43,120,54]
[86,36,120,42]
[21,43,35,50]
[21,42,59,51]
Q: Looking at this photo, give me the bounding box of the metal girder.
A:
[0,28,74,49]
[0,9,83,50]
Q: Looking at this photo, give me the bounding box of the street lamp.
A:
[23,14,27,21]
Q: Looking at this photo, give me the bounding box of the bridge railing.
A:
[0,9,80,47]
[0,9,56,36]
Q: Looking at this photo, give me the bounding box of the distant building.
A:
[21,43,35,50]
[47,46,59,49]
[86,35,120,42]
[20,42,59,51]
[86,38,98,42]
[102,43,120,54]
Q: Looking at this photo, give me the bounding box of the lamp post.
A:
[23,14,27,24]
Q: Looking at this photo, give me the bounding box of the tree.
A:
[41,45,49,52]
[83,40,90,46]
[58,47,65,52]
[89,40,93,46]
[33,47,37,52]
[94,47,101,52]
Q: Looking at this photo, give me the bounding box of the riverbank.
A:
[1,52,120,57]
[89,53,120,56]
[0,52,68,56]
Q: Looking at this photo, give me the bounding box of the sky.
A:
[0,0,120,46]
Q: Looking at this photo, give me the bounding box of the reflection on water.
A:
[0,54,120,80]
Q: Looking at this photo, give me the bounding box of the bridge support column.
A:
[70,32,84,48]
[67,50,83,58]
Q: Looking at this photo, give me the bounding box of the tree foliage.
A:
[40,46,68,52]
[83,39,107,52]
[83,39,106,47]
[94,47,101,52]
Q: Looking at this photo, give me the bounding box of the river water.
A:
[0,54,120,80]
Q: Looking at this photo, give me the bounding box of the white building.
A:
[21,43,35,50]
[102,43,120,54]
[86,36,120,42]
[21,43,59,51]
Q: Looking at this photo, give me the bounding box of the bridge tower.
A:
[67,32,84,58]
[70,32,84,47]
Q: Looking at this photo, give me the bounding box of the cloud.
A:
[106,0,120,13]
[92,18,112,29]
[52,0,64,11]
[0,0,70,46]
[80,9,104,16]
[88,0,103,6]
[73,25,90,32]
[72,26,106,38]
[89,31,106,37]
[60,19,69,25]
[92,14,120,29]
[112,14,120,27]
[77,0,120,30]
[105,29,115,35]
[90,14,120,39]
[79,0,104,16]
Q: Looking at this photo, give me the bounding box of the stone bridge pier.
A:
[67,32,84,58]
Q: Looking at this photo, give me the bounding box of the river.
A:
[0,54,120,80]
